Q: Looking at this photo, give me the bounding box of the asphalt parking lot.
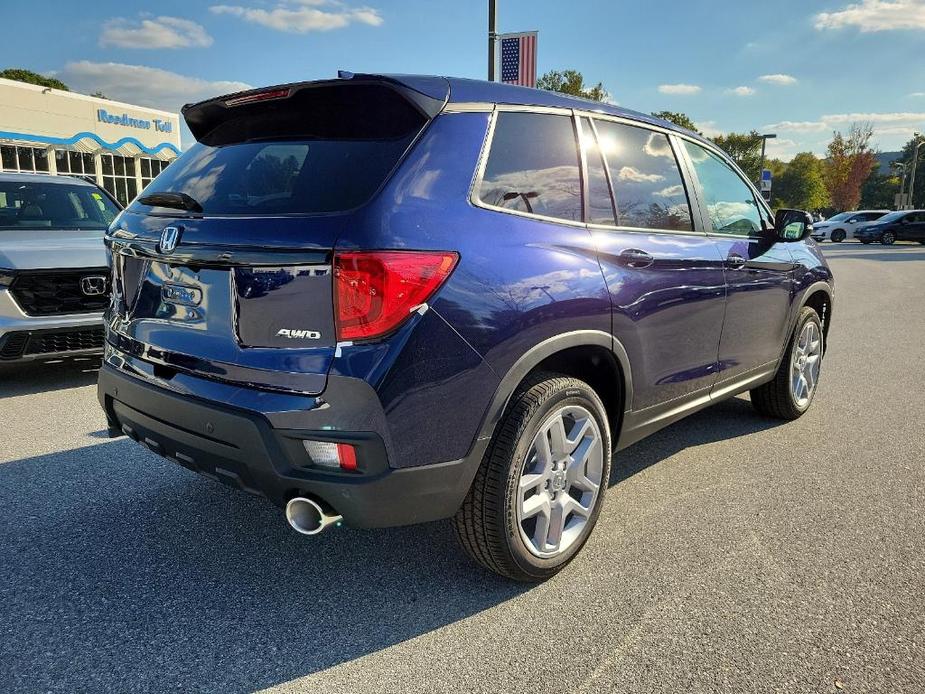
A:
[1,242,923,694]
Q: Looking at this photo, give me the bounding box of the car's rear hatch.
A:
[106,76,448,395]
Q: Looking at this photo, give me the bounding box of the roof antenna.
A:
[337,70,355,80]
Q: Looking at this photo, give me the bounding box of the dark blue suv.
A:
[98,74,834,581]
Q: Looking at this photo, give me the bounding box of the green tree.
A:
[824,122,876,211]
[537,69,608,102]
[0,68,69,91]
[711,130,764,182]
[772,152,829,211]
[651,111,700,133]
[859,171,900,209]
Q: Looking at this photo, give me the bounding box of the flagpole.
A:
[488,0,498,81]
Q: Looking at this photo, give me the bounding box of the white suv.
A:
[811,210,889,242]
[0,173,120,363]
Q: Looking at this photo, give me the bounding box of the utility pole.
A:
[907,134,923,210]
[892,162,907,209]
[488,0,498,82]
[757,133,777,182]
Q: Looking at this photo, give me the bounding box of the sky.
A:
[2,0,924,159]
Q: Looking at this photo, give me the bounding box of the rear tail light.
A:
[302,440,358,471]
[334,251,459,342]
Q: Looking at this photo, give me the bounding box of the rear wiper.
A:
[137,191,204,213]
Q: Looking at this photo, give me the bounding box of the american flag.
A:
[500,32,538,87]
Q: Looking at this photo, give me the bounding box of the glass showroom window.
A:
[0,145,50,173]
[140,157,170,190]
[55,150,96,179]
[100,153,138,207]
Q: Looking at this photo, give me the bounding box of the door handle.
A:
[619,248,654,269]
[726,253,747,269]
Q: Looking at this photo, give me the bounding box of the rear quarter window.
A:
[478,112,582,223]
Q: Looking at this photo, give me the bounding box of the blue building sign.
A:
[97,109,172,133]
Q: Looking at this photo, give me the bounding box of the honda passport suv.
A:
[98,74,834,581]
[1,173,120,363]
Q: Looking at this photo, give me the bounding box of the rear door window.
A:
[478,112,582,222]
[592,120,693,231]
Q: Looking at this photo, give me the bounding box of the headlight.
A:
[0,269,15,288]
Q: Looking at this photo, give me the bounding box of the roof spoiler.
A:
[182,73,449,143]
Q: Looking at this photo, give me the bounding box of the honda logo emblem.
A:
[159,226,181,254]
[80,275,108,296]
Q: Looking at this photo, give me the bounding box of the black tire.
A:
[881,231,896,245]
[831,229,846,243]
[453,372,612,582]
[860,240,871,245]
[750,307,824,420]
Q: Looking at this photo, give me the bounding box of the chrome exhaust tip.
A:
[285,497,343,536]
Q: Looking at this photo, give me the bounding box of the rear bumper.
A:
[97,363,484,528]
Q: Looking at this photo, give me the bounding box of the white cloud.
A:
[764,138,800,159]
[657,83,701,95]
[100,16,213,49]
[762,111,925,157]
[210,1,383,33]
[726,86,755,96]
[617,166,664,183]
[822,111,925,124]
[695,120,724,138]
[654,184,685,198]
[910,92,925,97]
[58,61,251,111]
[814,0,925,32]
[758,73,798,86]
[764,120,831,133]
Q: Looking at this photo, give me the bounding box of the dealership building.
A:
[0,78,181,207]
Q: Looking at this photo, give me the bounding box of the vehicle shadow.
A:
[820,243,925,262]
[0,357,101,399]
[610,395,783,487]
[0,395,781,693]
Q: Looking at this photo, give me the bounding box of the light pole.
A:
[907,134,924,210]
[488,0,498,81]
[757,133,777,183]
[892,162,907,209]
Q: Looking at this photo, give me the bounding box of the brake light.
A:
[224,88,291,107]
[334,251,459,341]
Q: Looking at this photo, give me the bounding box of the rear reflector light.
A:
[334,251,459,342]
[225,88,292,107]
[302,440,358,471]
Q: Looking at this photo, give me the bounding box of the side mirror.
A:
[773,208,814,241]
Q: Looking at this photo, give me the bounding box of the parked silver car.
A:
[0,173,120,362]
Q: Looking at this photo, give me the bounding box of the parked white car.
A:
[811,210,889,242]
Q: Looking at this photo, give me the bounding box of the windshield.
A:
[0,180,120,231]
[875,211,906,223]
[825,212,852,222]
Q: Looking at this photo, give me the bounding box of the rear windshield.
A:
[0,180,120,231]
[133,83,430,216]
[133,137,416,215]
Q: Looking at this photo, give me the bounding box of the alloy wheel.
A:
[515,405,603,558]
[882,231,896,245]
[791,321,822,408]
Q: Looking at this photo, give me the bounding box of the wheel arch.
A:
[473,331,632,450]
[800,283,834,346]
